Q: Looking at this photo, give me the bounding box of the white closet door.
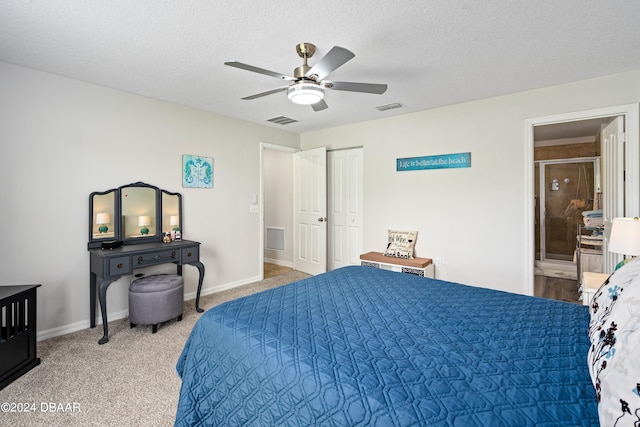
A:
[328,148,363,270]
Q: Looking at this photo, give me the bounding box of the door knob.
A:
[318,217,327,222]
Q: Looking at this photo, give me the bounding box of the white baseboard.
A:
[264,258,293,268]
[183,274,262,300]
[37,275,263,342]
[37,308,129,342]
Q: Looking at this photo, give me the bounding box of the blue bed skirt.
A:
[175,266,598,426]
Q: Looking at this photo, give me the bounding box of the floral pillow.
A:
[383,229,417,259]
[588,256,640,425]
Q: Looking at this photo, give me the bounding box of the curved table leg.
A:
[90,272,97,328]
[98,278,116,345]
[191,261,206,313]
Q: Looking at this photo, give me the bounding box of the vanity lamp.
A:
[138,215,151,235]
[608,217,640,269]
[170,215,180,231]
[96,213,111,233]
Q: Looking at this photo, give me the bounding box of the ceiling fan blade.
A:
[305,46,355,81]
[311,99,328,112]
[225,61,296,81]
[241,86,289,100]
[324,81,387,94]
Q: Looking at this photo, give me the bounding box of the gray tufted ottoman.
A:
[129,274,184,333]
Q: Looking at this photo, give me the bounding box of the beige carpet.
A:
[0,270,309,427]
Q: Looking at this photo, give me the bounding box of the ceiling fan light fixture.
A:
[287,82,324,105]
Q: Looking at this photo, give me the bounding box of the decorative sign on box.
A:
[396,152,471,171]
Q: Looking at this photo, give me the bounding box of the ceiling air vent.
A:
[267,116,298,125]
[375,102,404,112]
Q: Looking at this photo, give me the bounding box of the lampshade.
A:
[138,215,151,227]
[170,216,179,226]
[608,217,640,256]
[96,213,110,225]
[287,82,324,105]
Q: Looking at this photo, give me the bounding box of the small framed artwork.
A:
[182,155,214,188]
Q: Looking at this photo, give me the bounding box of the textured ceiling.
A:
[1,0,639,133]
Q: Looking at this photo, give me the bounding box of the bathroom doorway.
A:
[526,104,640,300]
[533,116,609,270]
[532,117,607,301]
[532,120,605,304]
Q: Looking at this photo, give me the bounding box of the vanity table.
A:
[89,240,204,344]
[88,182,206,344]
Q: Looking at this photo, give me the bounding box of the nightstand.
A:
[580,271,608,306]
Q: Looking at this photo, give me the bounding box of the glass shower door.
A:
[539,160,596,262]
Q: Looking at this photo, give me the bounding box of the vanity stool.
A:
[129,274,184,334]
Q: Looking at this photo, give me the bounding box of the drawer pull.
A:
[187,252,192,257]
[171,251,177,259]
[138,256,143,264]
[117,263,123,269]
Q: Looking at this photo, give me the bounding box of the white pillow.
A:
[384,229,417,259]
[587,256,640,425]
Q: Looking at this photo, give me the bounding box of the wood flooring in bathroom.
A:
[264,262,293,279]
[534,275,581,304]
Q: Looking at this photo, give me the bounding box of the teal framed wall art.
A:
[182,155,214,188]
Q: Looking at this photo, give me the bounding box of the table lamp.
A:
[96,212,111,233]
[608,217,640,269]
[170,215,180,231]
[138,215,151,235]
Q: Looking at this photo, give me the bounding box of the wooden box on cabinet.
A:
[360,251,435,278]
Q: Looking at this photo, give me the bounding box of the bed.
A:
[175,265,601,426]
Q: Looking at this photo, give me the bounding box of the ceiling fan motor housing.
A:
[294,64,311,78]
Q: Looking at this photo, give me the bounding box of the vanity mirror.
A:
[162,189,181,236]
[90,189,117,240]
[88,182,182,249]
[122,184,157,239]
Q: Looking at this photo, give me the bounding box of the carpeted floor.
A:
[0,270,309,427]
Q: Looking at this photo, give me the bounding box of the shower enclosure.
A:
[535,157,599,263]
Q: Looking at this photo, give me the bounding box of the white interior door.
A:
[602,116,626,272]
[328,148,363,270]
[293,147,327,275]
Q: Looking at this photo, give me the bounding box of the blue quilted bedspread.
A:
[175,266,598,426]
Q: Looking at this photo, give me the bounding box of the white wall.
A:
[301,70,640,295]
[263,149,294,266]
[2,59,638,339]
[0,62,299,339]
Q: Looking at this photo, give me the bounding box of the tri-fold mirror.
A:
[88,182,182,249]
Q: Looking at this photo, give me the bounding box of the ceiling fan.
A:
[224,42,387,111]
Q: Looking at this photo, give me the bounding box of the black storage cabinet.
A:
[0,284,41,390]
